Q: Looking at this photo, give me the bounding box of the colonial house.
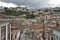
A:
[16,7,27,12]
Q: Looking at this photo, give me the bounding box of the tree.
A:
[25,13,36,19]
[45,9,48,12]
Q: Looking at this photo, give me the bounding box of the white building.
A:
[0,21,11,40]
[0,6,4,12]
[53,27,60,40]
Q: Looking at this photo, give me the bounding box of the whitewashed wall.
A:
[53,30,60,37]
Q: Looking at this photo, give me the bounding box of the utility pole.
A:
[42,19,45,40]
[42,11,45,40]
[42,9,48,40]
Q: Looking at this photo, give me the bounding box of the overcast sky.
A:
[0,0,60,8]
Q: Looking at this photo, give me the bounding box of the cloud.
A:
[20,5,26,7]
[0,0,50,8]
[0,1,18,7]
[1,0,60,8]
[49,0,60,7]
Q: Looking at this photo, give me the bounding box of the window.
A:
[53,34,55,40]
[48,36,50,40]
[15,34,17,38]
[51,37,53,40]
[56,36,58,40]
[8,24,10,40]
[1,26,6,40]
[11,35,13,40]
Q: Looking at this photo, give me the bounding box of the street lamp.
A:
[42,19,45,40]
[42,9,48,40]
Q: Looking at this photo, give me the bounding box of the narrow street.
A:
[21,28,36,40]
